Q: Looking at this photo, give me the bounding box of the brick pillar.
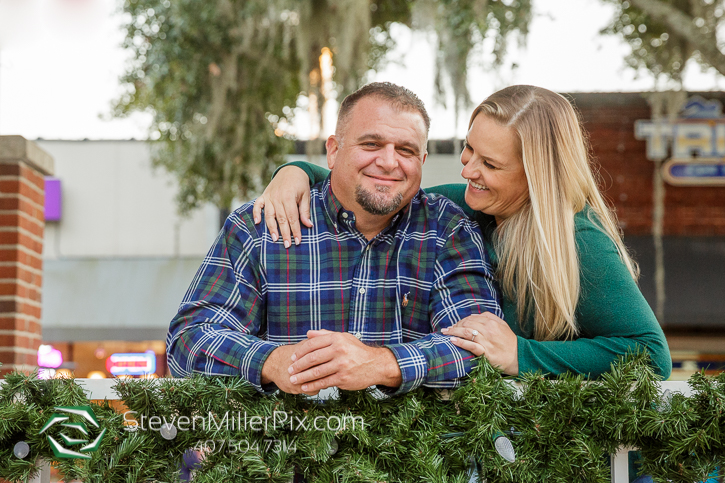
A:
[0,136,54,375]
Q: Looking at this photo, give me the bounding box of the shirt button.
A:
[354,332,362,340]
[358,288,366,294]
[342,212,348,219]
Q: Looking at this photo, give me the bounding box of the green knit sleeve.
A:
[424,184,477,218]
[515,212,672,379]
[272,161,329,184]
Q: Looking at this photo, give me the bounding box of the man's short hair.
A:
[335,82,431,141]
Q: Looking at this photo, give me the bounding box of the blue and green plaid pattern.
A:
[167,176,502,395]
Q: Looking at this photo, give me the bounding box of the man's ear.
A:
[421,151,428,166]
[326,135,339,169]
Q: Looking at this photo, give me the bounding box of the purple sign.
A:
[45,177,62,221]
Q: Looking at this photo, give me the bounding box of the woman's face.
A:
[461,114,529,223]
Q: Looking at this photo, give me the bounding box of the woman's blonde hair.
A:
[470,85,639,341]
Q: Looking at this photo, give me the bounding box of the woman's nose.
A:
[461,156,476,179]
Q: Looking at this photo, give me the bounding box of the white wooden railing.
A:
[19,379,694,483]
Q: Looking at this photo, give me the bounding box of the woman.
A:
[252,85,671,379]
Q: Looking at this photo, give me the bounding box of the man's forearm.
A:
[261,346,286,385]
[375,347,403,388]
[260,358,274,385]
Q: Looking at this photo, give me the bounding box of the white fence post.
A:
[28,458,50,483]
[611,446,634,483]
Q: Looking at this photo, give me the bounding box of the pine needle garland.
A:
[1,353,722,482]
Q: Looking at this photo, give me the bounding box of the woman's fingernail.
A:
[441,328,448,332]
[290,376,297,383]
[272,233,278,242]
[284,240,290,248]
[295,237,300,245]
[451,337,458,342]
[301,385,308,391]
[291,354,296,362]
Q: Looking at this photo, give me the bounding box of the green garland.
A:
[0,354,723,483]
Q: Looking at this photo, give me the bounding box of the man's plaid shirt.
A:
[167,176,502,396]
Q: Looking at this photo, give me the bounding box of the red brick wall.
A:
[569,92,725,236]
[0,136,53,375]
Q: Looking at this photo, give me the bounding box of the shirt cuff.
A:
[379,343,427,396]
[236,339,280,395]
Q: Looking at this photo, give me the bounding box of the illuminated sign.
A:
[635,96,725,186]
[662,160,725,186]
[105,351,156,376]
[38,344,63,368]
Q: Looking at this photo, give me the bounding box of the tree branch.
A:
[628,0,725,76]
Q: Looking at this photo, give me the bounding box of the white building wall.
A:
[37,140,219,259]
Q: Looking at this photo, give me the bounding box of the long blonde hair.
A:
[471,85,638,341]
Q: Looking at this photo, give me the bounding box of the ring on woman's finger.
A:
[470,329,479,341]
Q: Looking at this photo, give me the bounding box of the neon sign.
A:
[37,344,63,368]
[105,351,156,376]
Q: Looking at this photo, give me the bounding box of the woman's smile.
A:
[468,180,489,191]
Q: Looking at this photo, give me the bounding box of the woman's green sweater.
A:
[275,161,672,379]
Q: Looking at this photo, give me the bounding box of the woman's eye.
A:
[483,160,496,169]
[463,142,472,152]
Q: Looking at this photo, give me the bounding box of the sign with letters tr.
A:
[635,95,725,186]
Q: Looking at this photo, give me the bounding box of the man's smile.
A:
[363,173,402,185]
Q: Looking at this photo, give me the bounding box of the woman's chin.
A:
[464,189,487,213]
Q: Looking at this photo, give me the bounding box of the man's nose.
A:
[376,144,398,170]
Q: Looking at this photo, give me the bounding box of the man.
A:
[167,82,502,396]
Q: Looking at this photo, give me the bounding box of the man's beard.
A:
[355,184,404,216]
